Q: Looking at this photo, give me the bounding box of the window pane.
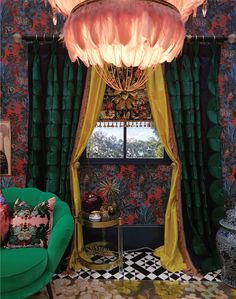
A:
[87,124,124,158]
[126,127,164,159]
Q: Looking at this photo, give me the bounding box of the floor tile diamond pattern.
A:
[56,251,221,281]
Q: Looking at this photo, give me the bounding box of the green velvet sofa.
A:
[0,187,74,299]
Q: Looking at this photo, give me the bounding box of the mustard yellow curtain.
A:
[69,67,106,269]
[146,65,186,272]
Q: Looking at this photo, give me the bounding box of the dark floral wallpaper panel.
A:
[80,164,171,225]
[1,1,236,219]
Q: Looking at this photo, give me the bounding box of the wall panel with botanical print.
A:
[79,164,171,224]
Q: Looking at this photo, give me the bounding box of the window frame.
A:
[83,123,171,165]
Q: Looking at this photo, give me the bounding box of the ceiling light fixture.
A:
[48,0,204,91]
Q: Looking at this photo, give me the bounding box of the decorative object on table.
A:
[0,192,10,245]
[82,192,102,213]
[108,204,117,216]
[83,173,91,185]
[89,211,102,222]
[98,177,120,216]
[100,206,110,221]
[216,207,236,288]
[98,177,120,200]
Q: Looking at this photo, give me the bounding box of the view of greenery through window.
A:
[87,122,164,159]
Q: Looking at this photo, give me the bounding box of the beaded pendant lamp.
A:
[48,0,204,91]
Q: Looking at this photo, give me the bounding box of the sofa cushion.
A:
[6,197,55,248]
[0,247,48,293]
[0,193,10,245]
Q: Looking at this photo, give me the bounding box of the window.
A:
[86,122,168,164]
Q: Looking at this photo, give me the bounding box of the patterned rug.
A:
[30,279,236,299]
[29,250,236,298]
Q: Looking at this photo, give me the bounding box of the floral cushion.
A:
[0,192,10,245]
[6,197,55,248]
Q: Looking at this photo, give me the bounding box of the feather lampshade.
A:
[48,0,204,90]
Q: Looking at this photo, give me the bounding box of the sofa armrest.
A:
[47,214,74,273]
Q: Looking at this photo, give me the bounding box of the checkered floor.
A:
[56,250,221,282]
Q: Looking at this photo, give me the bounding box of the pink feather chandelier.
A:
[48,0,204,91]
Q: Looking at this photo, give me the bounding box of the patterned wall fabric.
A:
[1,1,235,215]
[80,164,171,225]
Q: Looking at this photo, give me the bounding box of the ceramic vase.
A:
[82,192,102,213]
[216,207,236,288]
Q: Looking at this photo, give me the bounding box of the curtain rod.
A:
[20,34,234,43]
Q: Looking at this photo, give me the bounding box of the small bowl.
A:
[89,211,101,222]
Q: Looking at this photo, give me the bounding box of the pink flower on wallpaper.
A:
[231,118,236,127]
[143,199,150,207]
[147,187,163,201]
[117,165,135,179]
[126,214,136,224]
[147,192,155,201]
[127,199,135,205]
[228,166,236,182]
[155,187,163,198]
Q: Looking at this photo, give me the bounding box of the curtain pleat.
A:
[45,42,61,193]
[27,42,85,203]
[69,67,107,269]
[59,56,74,200]
[166,42,223,273]
[207,45,223,188]
[181,46,209,239]
[146,65,187,273]
[28,41,43,188]
[64,66,85,203]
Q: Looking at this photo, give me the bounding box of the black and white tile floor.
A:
[56,250,222,282]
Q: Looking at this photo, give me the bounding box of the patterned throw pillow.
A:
[0,192,10,245]
[6,197,55,248]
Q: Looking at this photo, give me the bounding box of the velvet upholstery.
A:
[0,187,74,299]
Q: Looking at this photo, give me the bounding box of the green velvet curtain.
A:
[28,41,43,187]
[60,56,85,202]
[45,42,61,193]
[165,42,224,273]
[27,40,86,204]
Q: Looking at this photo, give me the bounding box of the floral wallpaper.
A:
[80,164,171,225]
[0,1,235,219]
